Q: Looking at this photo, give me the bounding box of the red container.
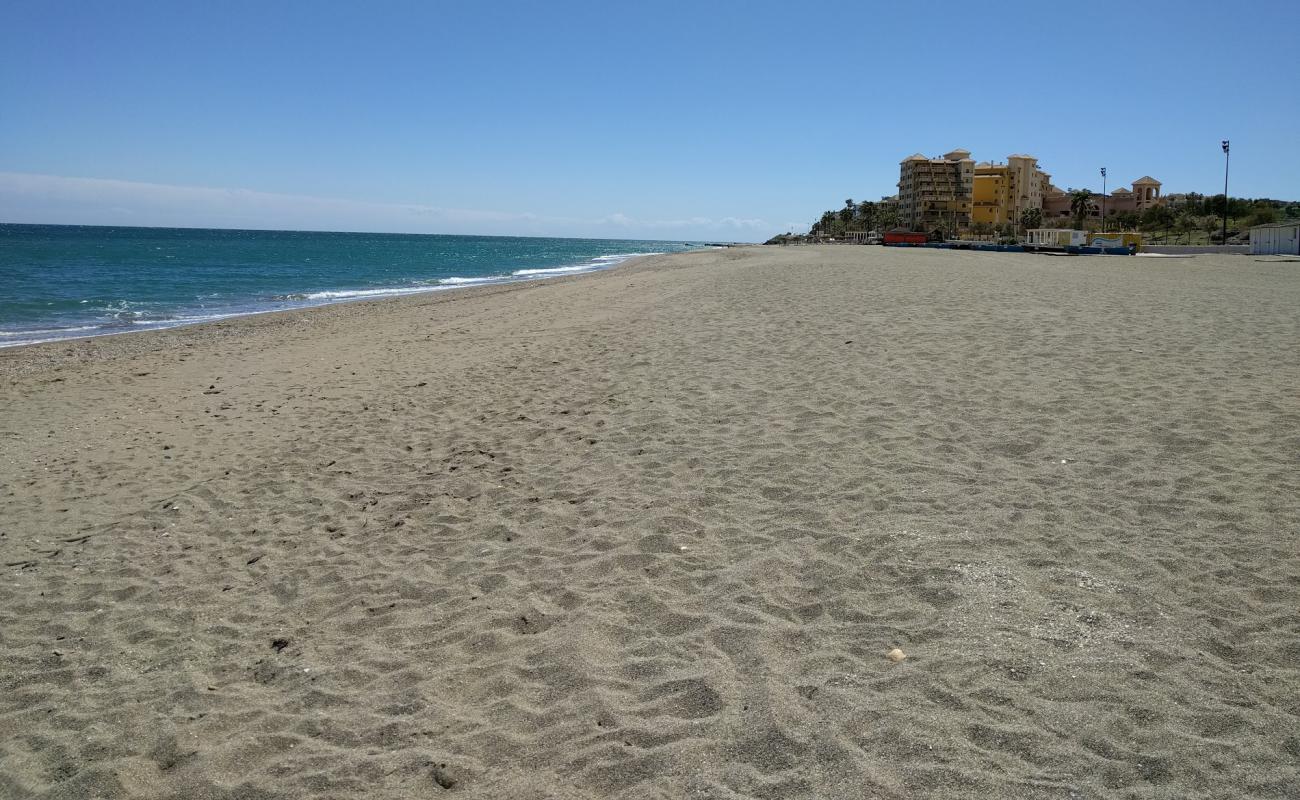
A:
[883,231,927,245]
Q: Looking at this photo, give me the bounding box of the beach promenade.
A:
[2,246,1297,799]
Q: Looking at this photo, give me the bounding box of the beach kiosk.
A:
[1088,232,1143,252]
[1026,229,1088,248]
[1025,229,1088,251]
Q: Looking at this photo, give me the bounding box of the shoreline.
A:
[2,245,1297,799]
[0,249,704,362]
[0,247,691,352]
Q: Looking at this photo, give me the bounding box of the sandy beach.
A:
[2,245,1298,799]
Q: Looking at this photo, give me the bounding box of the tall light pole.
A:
[1221,140,1230,243]
[1100,167,1107,231]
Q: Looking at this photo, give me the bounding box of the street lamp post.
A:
[1100,167,1107,231]
[1221,140,1230,244]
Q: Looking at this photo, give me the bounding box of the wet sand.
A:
[2,245,1298,799]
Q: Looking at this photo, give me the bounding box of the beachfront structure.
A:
[1042,190,1076,219]
[972,155,1052,227]
[1249,221,1300,255]
[891,149,1160,233]
[1042,176,1163,221]
[897,150,974,233]
[1090,231,1144,250]
[1131,177,1162,212]
[1026,228,1089,247]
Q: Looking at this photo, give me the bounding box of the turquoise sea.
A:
[0,225,705,347]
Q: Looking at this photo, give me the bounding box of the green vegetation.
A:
[1069,189,1094,229]
[1137,194,1297,244]
[780,189,1299,246]
[807,199,899,238]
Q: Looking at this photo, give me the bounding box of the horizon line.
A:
[0,171,771,239]
[0,219,744,244]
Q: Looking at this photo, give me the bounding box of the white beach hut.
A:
[1249,221,1300,255]
[1026,229,1088,247]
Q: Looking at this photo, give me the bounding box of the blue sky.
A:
[2,0,1296,240]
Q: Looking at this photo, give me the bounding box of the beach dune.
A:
[2,246,1298,799]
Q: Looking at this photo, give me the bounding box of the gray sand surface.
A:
[2,245,1298,799]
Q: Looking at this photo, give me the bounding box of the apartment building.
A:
[897,149,974,232]
[972,154,1052,226]
[893,148,1159,231]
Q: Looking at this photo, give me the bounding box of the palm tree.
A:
[876,205,900,232]
[1070,190,1094,228]
[815,210,837,237]
[838,199,856,226]
[856,200,876,230]
[1020,207,1043,234]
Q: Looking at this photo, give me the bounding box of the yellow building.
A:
[972,154,1051,227]
[972,165,1009,226]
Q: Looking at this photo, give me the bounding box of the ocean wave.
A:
[0,324,101,337]
[305,250,660,294]
[300,285,450,301]
[0,312,246,348]
[0,336,75,349]
[511,264,593,277]
[438,276,502,285]
[511,251,661,277]
[157,312,242,325]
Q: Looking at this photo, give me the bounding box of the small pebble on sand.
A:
[887,648,907,663]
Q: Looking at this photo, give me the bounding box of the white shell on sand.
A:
[887,648,908,662]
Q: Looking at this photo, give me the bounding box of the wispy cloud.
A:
[597,212,766,230]
[0,172,766,239]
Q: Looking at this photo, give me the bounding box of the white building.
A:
[1250,221,1300,255]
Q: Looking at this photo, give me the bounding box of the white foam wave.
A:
[153,312,242,325]
[0,325,101,337]
[511,264,592,277]
[438,276,500,285]
[511,251,661,277]
[0,312,250,348]
[301,285,450,301]
[0,336,71,348]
